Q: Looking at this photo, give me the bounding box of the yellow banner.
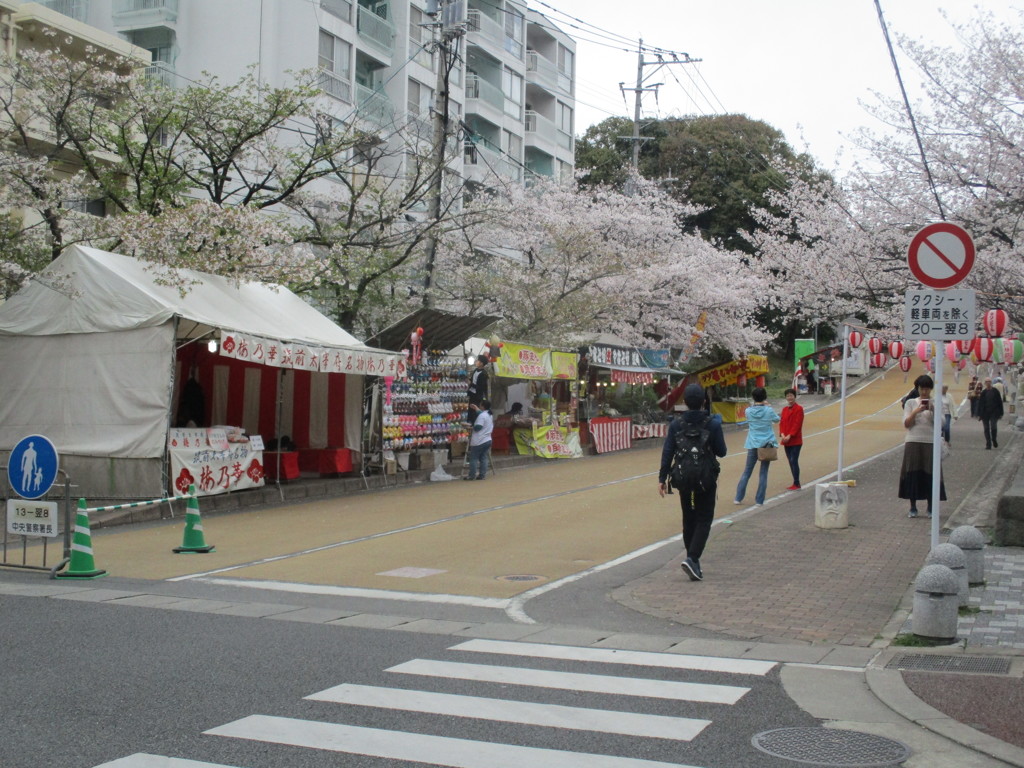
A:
[494,343,578,380]
[513,425,583,459]
[697,355,770,388]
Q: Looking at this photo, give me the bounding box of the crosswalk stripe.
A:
[92,755,243,768]
[449,639,777,676]
[387,659,748,704]
[307,683,711,741]
[207,715,707,768]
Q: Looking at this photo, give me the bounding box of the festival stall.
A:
[694,355,770,423]
[489,341,582,459]
[580,343,680,452]
[0,245,404,500]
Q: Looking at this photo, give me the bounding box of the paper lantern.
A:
[954,338,975,356]
[755,375,765,387]
[983,309,1009,338]
[870,353,886,368]
[945,342,961,363]
[994,338,1024,364]
[888,341,904,359]
[973,337,994,362]
[915,340,933,362]
[926,359,936,373]
[847,330,863,348]
[737,373,747,387]
[867,337,883,355]
[899,355,912,372]
[957,358,968,371]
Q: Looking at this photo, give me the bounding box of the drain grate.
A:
[496,574,543,582]
[751,728,911,766]
[886,653,1011,675]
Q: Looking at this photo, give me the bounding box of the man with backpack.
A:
[657,383,728,582]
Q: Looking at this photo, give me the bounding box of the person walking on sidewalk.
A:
[967,375,981,418]
[898,374,946,518]
[658,384,727,582]
[977,377,1004,449]
[780,387,804,490]
[939,383,957,444]
[734,387,780,506]
[466,399,493,480]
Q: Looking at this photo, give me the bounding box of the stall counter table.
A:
[264,451,300,482]
[298,448,353,476]
[588,416,632,453]
[712,399,748,424]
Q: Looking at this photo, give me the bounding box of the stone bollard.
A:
[912,564,960,643]
[949,526,986,585]
[814,483,849,529]
[925,543,969,607]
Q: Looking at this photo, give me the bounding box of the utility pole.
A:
[421,0,465,308]
[619,40,700,178]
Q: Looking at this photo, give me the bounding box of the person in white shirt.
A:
[467,399,493,480]
[898,374,946,518]
[939,384,957,444]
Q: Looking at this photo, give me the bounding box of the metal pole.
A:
[837,325,850,481]
[931,352,943,548]
[631,40,644,172]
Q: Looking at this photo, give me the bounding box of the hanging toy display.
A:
[410,326,424,366]
[487,334,504,361]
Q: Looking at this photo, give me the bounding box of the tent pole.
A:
[163,317,180,500]
[274,368,285,501]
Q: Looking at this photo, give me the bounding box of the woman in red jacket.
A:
[780,387,804,490]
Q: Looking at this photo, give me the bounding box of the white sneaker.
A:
[733,499,743,505]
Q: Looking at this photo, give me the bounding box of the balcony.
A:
[525,50,560,94]
[38,0,87,22]
[524,109,556,145]
[356,83,394,128]
[464,139,521,183]
[357,4,395,57]
[145,62,177,88]
[464,73,505,126]
[466,9,522,61]
[319,69,352,103]
[320,0,352,23]
[112,0,178,29]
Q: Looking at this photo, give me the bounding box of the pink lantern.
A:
[926,358,936,373]
[899,355,912,373]
[945,342,961,363]
[957,358,968,371]
[847,330,863,348]
[983,309,1009,338]
[867,337,883,355]
[870,353,886,368]
[888,341,904,359]
[915,340,933,362]
[973,337,995,362]
[954,338,975,356]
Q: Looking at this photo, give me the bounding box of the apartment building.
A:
[35,0,575,187]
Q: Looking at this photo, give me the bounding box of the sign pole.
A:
[837,325,850,482]
[930,357,943,549]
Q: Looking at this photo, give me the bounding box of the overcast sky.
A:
[542,0,1020,171]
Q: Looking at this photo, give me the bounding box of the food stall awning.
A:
[583,343,680,384]
[366,308,501,353]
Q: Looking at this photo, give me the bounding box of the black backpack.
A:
[670,413,720,493]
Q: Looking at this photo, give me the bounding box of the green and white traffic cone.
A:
[173,485,215,554]
[55,499,107,579]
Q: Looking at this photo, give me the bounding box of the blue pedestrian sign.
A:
[8,435,59,500]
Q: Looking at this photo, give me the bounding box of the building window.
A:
[503,129,521,162]
[407,77,433,118]
[557,102,573,134]
[557,44,573,92]
[502,66,522,119]
[503,7,523,58]
[318,30,353,102]
[409,6,434,70]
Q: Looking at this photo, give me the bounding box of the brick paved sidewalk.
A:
[616,412,1020,647]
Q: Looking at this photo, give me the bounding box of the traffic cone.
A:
[173,485,215,554]
[55,499,108,579]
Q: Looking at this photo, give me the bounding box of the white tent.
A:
[0,245,402,499]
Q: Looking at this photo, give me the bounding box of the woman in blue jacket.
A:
[734,387,780,506]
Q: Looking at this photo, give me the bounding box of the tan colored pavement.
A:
[83,368,921,599]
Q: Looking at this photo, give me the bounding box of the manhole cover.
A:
[751,728,911,766]
[496,574,543,582]
[886,653,1011,675]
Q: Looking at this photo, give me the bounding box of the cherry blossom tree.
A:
[435,175,770,355]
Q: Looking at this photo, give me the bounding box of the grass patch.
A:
[958,605,984,616]
[891,632,957,647]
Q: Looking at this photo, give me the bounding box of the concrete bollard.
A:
[949,526,986,585]
[925,543,969,607]
[912,564,960,643]
[814,483,849,529]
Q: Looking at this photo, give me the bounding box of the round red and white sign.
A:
[907,222,975,289]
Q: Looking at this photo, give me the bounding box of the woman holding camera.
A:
[898,374,946,518]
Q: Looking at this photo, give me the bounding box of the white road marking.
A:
[307,683,711,741]
[92,756,244,768]
[387,659,749,704]
[449,639,776,676]
[206,715,706,768]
